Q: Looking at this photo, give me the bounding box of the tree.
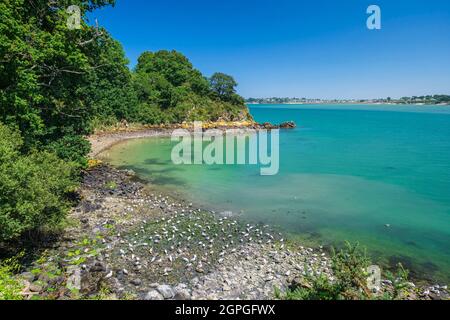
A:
[133,51,251,123]
[209,72,238,102]
[0,0,130,166]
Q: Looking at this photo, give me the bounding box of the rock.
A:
[48,276,65,286]
[174,284,192,300]
[20,272,36,282]
[144,290,164,300]
[29,283,43,292]
[66,267,81,291]
[130,279,142,286]
[291,277,313,289]
[261,122,277,129]
[429,292,442,300]
[90,261,107,272]
[279,121,296,129]
[38,273,50,283]
[105,277,124,294]
[156,285,175,299]
[195,267,205,273]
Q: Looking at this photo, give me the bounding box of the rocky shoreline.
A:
[20,164,331,300]
[16,163,448,300]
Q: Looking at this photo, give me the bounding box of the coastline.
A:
[89,129,172,157]
[247,103,450,106]
[13,126,448,300]
[88,120,295,157]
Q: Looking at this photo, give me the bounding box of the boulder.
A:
[144,289,164,300]
[156,284,175,299]
[279,121,296,129]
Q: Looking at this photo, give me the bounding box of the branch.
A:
[78,19,104,46]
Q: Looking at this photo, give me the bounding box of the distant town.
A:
[246,95,450,105]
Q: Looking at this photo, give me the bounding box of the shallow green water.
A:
[102,105,450,283]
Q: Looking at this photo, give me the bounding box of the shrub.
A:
[45,133,91,169]
[0,253,24,300]
[282,274,341,300]
[330,242,371,299]
[281,242,372,300]
[0,124,78,241]
[384,263,411,300]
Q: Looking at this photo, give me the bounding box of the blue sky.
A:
[88,0,450,99]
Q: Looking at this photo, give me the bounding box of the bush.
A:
[0,124,78,242]
[281,242,372,300]
[330,242,371,298]
[385,263,411,300]
[45,133,91,169]
[0,253,24,300]
[281,274,341,300]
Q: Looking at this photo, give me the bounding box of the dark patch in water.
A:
[419,261,439,273]
[388,255,415,271]
[118,165,187,186]
[150,175,187,186]
[143,158,173,166]
[387,255,438,282]
[405,240,419,248]
[154,167,183,174]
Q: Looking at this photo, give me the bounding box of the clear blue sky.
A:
[88,0,450,99]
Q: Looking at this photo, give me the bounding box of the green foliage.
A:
[281,242,372,300]
[133,50,250,124]
[283,274,341,300]
[384,263,411,300]
[0,253,24,300]
[0,124,77,241]
[209,73,237,99]
[0,0,128,166]
[330,242,371,298]
[45,132,91,169]
[209,72,244,105]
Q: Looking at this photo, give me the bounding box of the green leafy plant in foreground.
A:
[0,253,24,300]
[281,242,373,300]
[384,263,412,300]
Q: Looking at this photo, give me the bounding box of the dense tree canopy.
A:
[209,73,237,99]
[133,50,250,124]
[0,123,77,241]
[0,0,134,165]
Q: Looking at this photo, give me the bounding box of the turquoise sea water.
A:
[101,105,450,283]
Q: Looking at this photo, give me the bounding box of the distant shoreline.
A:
[247,102,450,106]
